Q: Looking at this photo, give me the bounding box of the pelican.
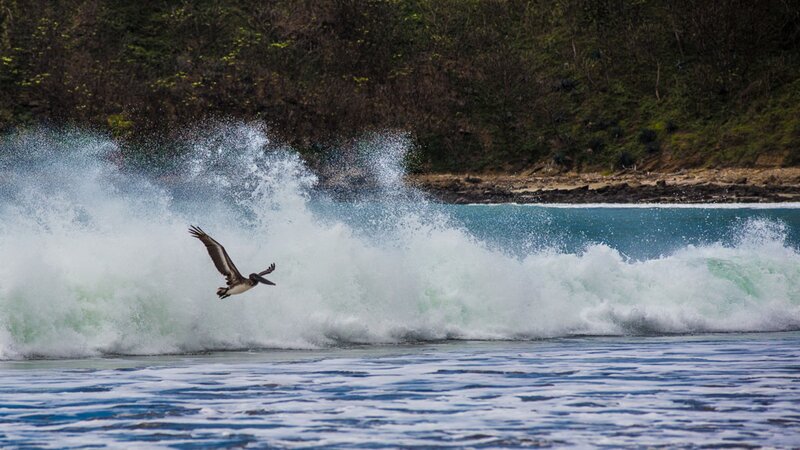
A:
[189,225,276,299]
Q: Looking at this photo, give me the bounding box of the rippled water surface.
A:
[2,334,799,448]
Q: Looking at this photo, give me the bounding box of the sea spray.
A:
[0,124,799,359]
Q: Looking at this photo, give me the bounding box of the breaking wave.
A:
[0,124,799,359]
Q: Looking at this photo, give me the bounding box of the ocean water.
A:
[2,335,799,448]
[1,125,799,448]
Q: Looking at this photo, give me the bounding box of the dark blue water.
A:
[1,334,799,448]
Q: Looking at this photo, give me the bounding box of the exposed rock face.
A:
[408,169,800,204]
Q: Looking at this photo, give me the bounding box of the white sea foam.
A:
[514,203,800,209]
[0,125,798,359]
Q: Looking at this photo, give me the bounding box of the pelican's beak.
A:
[252,274,276,286]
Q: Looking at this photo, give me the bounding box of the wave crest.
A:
[0,125,798,359]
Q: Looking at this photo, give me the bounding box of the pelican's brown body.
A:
[189,225,276,299]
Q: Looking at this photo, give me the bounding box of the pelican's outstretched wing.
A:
[258,263,276,276]
[189,225,244,285]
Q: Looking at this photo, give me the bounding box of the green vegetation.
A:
[1,0,798,172]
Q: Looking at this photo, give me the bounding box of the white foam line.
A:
[467,202,800,209]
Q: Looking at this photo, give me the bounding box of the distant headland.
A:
[1,1,798,177]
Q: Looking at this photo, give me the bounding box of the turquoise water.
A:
[321,202,800,260]
[1,126,799,447]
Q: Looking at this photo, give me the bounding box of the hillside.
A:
[1,1,799,172]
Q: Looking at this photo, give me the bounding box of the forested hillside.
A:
[1,1,799,172]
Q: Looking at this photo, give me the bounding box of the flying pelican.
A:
[189,225,276,299]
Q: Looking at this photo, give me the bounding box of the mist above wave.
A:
[0,124,798,359]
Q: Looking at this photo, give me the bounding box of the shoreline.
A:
[407,168,800,204]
